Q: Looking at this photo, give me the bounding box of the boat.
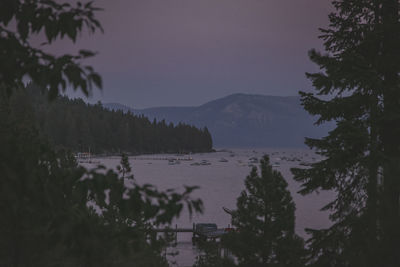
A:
[248,157,258,164]
[222,207,234,215]
[190,160,211,166]
[200,160,211,166]
[168,159,180,165]
[193,223,228,240]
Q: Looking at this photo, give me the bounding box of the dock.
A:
[154,223,234,242]
[155,223,235,263]
[131,156,193,161]
[154,228,193,233]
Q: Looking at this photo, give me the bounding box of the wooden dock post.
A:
[175,224,178,242]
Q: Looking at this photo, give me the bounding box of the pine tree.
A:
[379,1,400,265]
[291,0,400,266]
[225,155,305,267]
[0,2,206,265]
[0,95,204,266]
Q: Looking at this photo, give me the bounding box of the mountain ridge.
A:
[103,93,330,148]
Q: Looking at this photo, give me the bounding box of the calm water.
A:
[84,148,333,267]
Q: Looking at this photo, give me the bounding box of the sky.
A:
[43,0,332,108]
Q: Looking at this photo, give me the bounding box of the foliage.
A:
[224,155,305,267]
[0,94,203,266]
[0,0,103,99]
[0,1,206,266]
[193,240,235,267]
[291,0,400,266]
[117,153,132,178]
[10,83,213,154]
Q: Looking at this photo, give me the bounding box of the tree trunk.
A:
[367,94,379,267]
[381,1,400,266]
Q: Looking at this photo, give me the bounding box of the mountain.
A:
[104,93,331,148]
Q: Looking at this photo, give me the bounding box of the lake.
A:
[84,148,333,266]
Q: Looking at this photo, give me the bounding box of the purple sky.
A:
[45,0,332,108]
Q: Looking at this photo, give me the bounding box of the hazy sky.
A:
[45,0,332,108]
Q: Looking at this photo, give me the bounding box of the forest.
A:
[16,83,213,154]
[1,0,400,266]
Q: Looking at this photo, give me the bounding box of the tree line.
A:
[17,83,213,154]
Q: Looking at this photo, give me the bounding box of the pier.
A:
[131,156,193,161]
[154,223,234,242]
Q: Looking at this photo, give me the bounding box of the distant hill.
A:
[104,93,332,148]
[14,84,213,154]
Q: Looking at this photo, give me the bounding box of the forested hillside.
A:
[105,94,332,148]
[14,84,213,154]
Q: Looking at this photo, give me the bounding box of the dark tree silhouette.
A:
[0,1,205,266]
[225,155,305,267]
[0,108,203,266]
[0,0,102,98]
[10,83,213,154]
[292,1,400,266]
